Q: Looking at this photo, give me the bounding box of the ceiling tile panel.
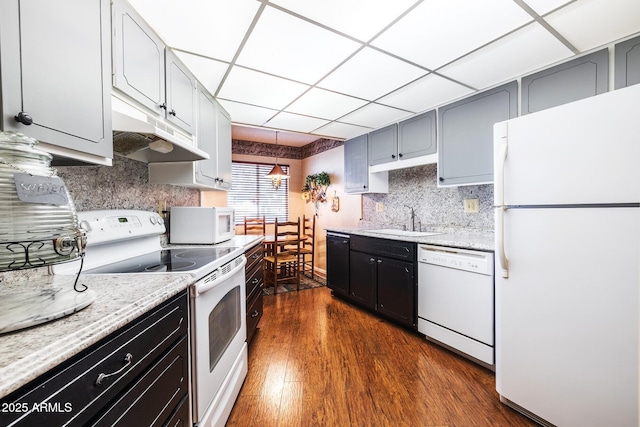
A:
[232,125,320,146]
[340,103,413,128]
[544,0,640,52]
[236,7,361,84]
[317,47,427,100]
[372,0,533,70]
[265,112,331,134]
[128,0,259,61]
[217,100,279,127]
[314,121,372,140]
[218,67,310,110]
[377,74,474,113]
[269,0,419,41]
[520,0,574,15]
[285,88,369,120]
[438,22,573,90]
[174,51,229,95]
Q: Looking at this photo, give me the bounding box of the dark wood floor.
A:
[226,286,538,427]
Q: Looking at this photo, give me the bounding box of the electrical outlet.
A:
[376,202,384,212]
[464,198,479,213]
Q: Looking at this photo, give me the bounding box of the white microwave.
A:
[170,207,235,244]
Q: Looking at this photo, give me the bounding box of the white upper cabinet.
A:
[112,0,196,135]
[0,0,112,165]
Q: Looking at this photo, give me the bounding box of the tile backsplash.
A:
[361,163,494,235]
[57,156,199,212]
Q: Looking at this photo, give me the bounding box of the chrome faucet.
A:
[404,205,415,231]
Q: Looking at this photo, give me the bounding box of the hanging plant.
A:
[303,172,331,214]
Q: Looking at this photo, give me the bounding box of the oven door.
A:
[191,256,247,424]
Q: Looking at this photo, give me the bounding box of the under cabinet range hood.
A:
[111,95,209,163]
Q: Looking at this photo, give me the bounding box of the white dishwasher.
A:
[417,245,495,368]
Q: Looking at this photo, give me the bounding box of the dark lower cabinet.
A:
[377,257,415,325]
[245,241,264,344]
[328,233,417,330]
[349,251,377,310]
[326,233,350,298]
[0,291,189,427]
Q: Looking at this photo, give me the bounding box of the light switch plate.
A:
[464,198,479,213]
[376,202,384,212]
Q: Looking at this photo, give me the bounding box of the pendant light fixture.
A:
[266,131,289,190]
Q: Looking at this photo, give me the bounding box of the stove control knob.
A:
[156,216,164,225]
[149,216,157,225]
[79,220,92,232]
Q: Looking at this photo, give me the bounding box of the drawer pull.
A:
[96,353,133,386]
[251,254,259,259]
[251,278,259,285]
[251,310,260,318]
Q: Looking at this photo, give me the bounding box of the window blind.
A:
[229,161,289,225]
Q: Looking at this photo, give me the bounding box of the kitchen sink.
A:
[368,229,442,237]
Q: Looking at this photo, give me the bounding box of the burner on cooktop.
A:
[145,261,197,272]
[83,246,242,275]
[174,247,236,259]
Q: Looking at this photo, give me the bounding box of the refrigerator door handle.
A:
[494,121,509,278]
[496,206,509,278]
[494,121,508,207]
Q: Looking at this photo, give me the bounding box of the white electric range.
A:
[53,209,247,427]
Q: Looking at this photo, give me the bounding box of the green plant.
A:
[303,172,331,214]
[303,172,331,191]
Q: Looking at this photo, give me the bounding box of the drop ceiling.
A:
[127,0,640,146]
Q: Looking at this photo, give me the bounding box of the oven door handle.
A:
[196,256,247,295]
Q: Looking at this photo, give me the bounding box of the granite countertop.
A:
[325,227,494,251]
[0,273,193,399]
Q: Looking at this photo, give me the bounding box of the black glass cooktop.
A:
[84,247,238,274]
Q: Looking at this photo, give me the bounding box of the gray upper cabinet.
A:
[398,110,436,160]
[212,101,233,189]
[615,35,640,89]
[165,50,197,135]
[0,0,112,163]
[344,134,388,193]
[438,81,517,186]
[345,134,369,193]
[521,49,608,115]
[368,124,398,166]
[148,87,232,190]
[112,0,195,135]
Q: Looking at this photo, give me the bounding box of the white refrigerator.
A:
[494,84,640,427]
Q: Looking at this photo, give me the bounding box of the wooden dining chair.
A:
[297,215,316,279]
[263,217,301,294]
[243,216,266,235]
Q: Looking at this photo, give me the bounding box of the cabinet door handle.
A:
[377,259,382,264]
[15,112,33,126]
[399,153,403,158]
[369,257,376,263]
[169,109,177,116]
[159,103,167,110]
[251,310,260,318]
[251,278,259,284]
[96,353,133,386]
[391,154,396,159]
